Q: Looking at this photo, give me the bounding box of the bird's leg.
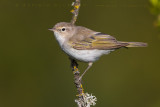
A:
[79,62,93,81]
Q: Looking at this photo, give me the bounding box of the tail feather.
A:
[121,42,148,47]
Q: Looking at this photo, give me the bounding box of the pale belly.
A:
[62,45,113,62]
[53,32,113,62]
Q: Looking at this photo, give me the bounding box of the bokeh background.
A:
[0,0,160,107]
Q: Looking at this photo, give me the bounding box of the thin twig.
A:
[70,0,83,100]
[70,0,85,106]
[69,0,97,107]
[70,0,81,25]
[70,58,84,96]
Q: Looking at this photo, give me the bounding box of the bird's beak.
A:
[48,28,55,32]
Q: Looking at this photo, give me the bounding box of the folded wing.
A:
[69,32,128,50]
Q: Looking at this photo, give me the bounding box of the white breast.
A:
[63,45,112,62]
[54,32,113,62]
[54,32,65,47]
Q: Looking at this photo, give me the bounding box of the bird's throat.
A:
[54,32,66,47]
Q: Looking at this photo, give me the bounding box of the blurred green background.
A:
[0,0,160,107]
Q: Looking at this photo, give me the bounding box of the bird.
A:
[49,22,147,80]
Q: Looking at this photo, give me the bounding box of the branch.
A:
[70,0,81,25]
[69,0,97,107]
[70,58,83,96]
[70,58,97,107]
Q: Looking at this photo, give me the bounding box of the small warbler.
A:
[49,22,147,80]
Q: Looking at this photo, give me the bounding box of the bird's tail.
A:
[120,42,148,47]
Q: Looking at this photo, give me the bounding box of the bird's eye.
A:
[61,28,66,31]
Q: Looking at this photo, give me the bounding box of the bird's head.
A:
[49,22,75,38]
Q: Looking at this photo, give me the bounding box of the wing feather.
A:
[69,32,128,50]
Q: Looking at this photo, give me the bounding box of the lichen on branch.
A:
[69,0,97,107]
[70,0,81,25]
[70,58,97,107]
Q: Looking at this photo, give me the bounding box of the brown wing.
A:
[69,32,128,50]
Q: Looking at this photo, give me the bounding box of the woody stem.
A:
[70,58,84,96]
[70,0,81,25]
